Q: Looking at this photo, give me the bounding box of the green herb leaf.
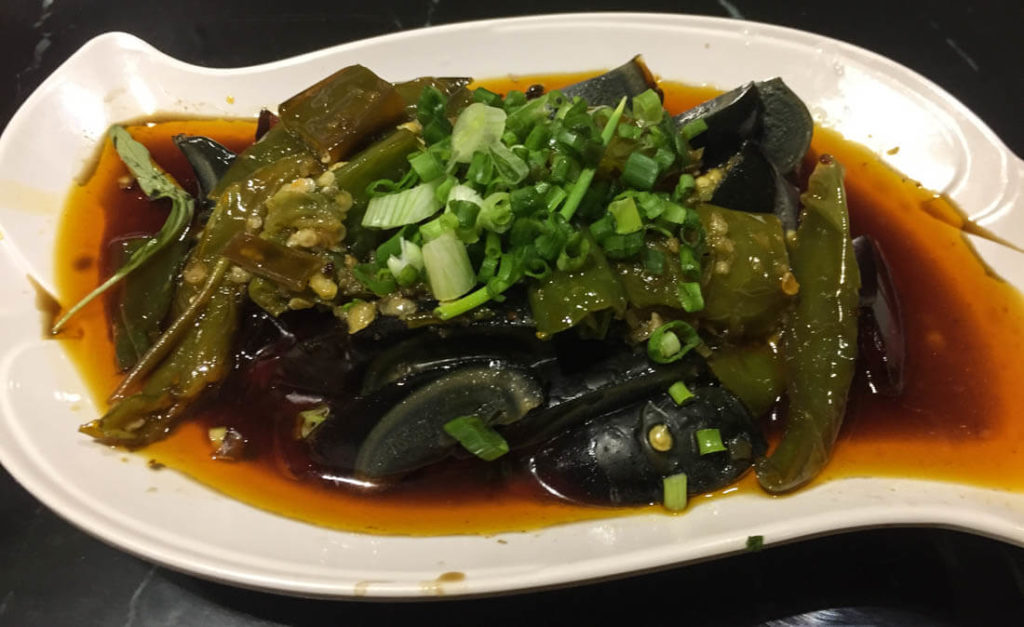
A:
[52,126,195,334]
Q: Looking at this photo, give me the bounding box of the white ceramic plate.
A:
[1,13,1022,599]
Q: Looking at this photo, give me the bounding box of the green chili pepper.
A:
[211,125,311,197]
[707,341,786,418]
[84,152,317,447]
[696,203,794,338]
[755,158,860,493]
[528,234,627,336]
[613,238,689,309]
[112,234,190,371]
[278,64,407,164]
[52,126,195,334]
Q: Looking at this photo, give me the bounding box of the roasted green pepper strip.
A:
[278,64,407,163]
[112,233,190,371]
[528,235,627,336]
[696,203,794,338]
[85,153,317,447]
[211,125,310,197]
[708,341,785,418]
[755,158,860,493]
[613,238,688,309]
[222,232,322,292]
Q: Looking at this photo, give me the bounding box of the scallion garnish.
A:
[647,320,702,364]
[608,197,643,234]
[681,118,708,141]
[621,152,660,190]
[662,472,688,511]
[695,428,727,455]
[443,415,509,461]
[668,380,694,405]
[362,180,442,229]
[409,150,445,182]
[631,89,664,125]
[451,102,507,164]
[422,231,475,301]
[385,238,424,287]
[677,281,705,312]
[643,248,666,275]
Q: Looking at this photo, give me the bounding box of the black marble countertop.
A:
[2,1,1022,625]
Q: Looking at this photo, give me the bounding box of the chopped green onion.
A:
[472,87,503,106]
[637,193,665,219]
[409,150,445,182]
[662,472,688,511]
[510,186,545,216]
[746,535,765,552]
[451,102,507,164]
[558,168,596,220]
[608,197,643,234]
[681,118,708,141]
[466,151,494,188]
[654,147,676,171]
[490,142,529,184]
[524,124,551,151]
[416,85,448,125]
[434,175,456,204]
[450,200,480,229]
[672,173,696,202]
[505,93,550,140]
[479,192,513,233]
[534,229,567,261]
[632,89,664,125]
[617,123,642,139]
[386,238,424,287]
[556,232,591,272]
[589,214,615,241]
[668,380,694,405]
[660,201,688,224]
[677,281,704,312]
[695,428,727,455]
[352,263,398,296]
[362,180,441,229]
[544,185,568,213]
[434,285,491,320]
[422,231,475,301]
[678,245,700,278]
[550,153,572,183]
[442,415,509,461]
[523,257,551,279]
[419,212,459,242]
[643,247,665,275]
[601,96,628,145]
[560,97,626,221]
[503,90,527,110]
[599,232,644,259]
[621,152,660,190]
[422,119,452,145]
[647,320,701,364]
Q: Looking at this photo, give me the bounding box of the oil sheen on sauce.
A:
[52,75,1024,536]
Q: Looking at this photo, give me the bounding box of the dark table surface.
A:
[2,1,1022,625]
